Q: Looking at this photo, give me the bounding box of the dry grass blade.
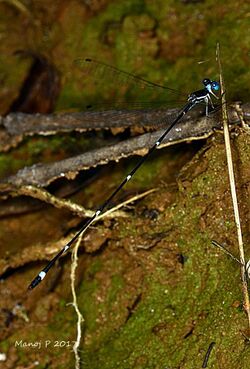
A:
[216,43,250,330]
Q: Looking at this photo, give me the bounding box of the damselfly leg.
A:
[211,240,250,280]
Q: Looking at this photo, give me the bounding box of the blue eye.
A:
[212,81,220,91]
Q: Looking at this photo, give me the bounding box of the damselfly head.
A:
[203,78,220,93]
[211,81,220,91]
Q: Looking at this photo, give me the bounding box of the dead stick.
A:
[216,43,250,330]
[12,185,127,219]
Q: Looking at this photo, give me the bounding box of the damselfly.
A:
[28,59,220,289]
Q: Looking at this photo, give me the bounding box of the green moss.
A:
[108,274,125,303]
[74,133,250,368]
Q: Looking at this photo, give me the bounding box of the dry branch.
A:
[0,105,248,151]
[0,188,156,276]
[0,110,241,190]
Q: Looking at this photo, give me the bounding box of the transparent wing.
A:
[73,58,222,130]
[74,58,187,106]
[78,107,183,130]
[82,101,222,131]
[75,58,185,93]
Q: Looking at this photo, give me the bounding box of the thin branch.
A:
[7,185,156,219]
[9,185,127,219]
[0,105,247,151]
[216,43,250,330]
[0,109,180,152]
[1,114,225,188]
[96,187,156,221]
[0,187,156,275]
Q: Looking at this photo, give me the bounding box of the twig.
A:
[0,108,181,152]
[1,116,223,188]
[7,185,156,220]
[96,187,157,221]
[1,109,176,135]
[70,232,84,369]
[1,105,246,151]
[9,185,127,219]
[0,187,156,276]
[216,43,250,330]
